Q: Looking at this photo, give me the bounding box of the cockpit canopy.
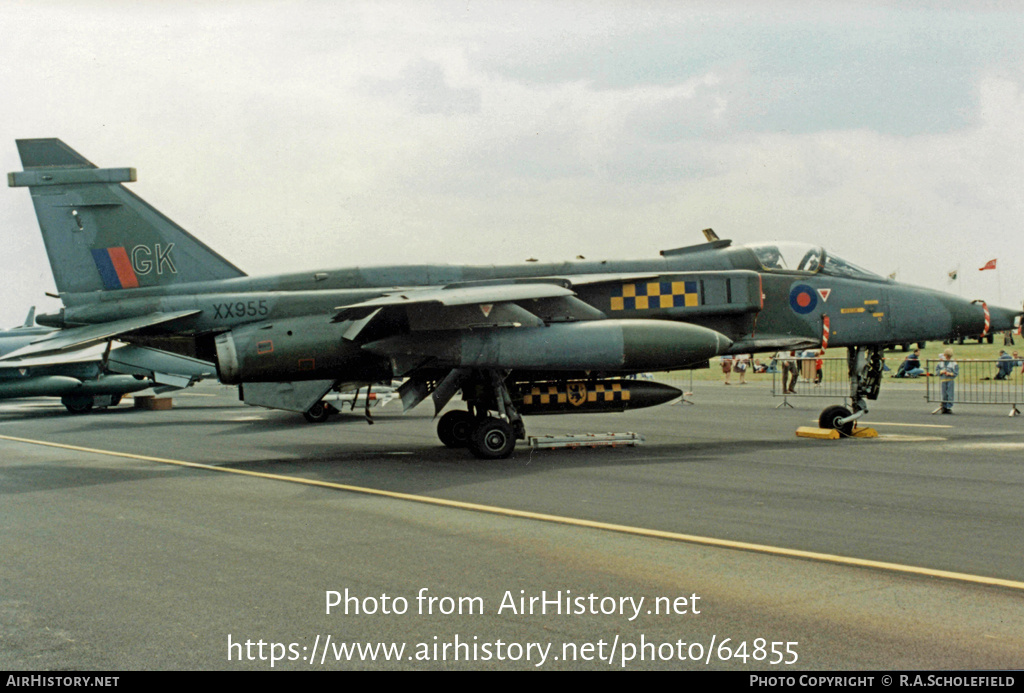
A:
[745,242,883,280]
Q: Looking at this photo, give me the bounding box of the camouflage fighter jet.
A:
[7,139,1021,454]
[0,307,214,413]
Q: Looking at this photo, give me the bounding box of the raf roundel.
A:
[789,284,819,315]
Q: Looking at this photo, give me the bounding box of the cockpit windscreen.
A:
[749,243,824,273]
[747,242,883,280]
[822,253,882,280]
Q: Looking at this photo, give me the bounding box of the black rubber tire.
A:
[468,419,516,459]
[437,410,475,448]
[303,401,334,423]
[819,405,854,436]
[62,395,94,414]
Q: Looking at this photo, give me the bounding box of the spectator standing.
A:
[933,348,959,414]
[780,351,799,393]
[735,355,749,384]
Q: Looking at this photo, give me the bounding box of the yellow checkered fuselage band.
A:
[610,280,699,311]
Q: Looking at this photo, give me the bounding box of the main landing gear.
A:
[436,370,525,459]
[817,346,883,436]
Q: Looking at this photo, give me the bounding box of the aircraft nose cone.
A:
[939,296,1017,341]
[986,303,1024,334]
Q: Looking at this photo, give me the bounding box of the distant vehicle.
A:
[887,341,927,352]
[949,333,995,345]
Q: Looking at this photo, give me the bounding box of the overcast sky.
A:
[2,0,1022,328]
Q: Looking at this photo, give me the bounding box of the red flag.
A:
[979,259,997,271]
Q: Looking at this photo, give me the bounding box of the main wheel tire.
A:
[468,419,516,459]
[61,395,94,414]
[303,401,334,423]
[819,405,854,436]
[437,410,475,448]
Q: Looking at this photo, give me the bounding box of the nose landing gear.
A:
[817,346,883,437]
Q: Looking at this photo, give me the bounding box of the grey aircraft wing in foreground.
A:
[8,138,1022,455]
[0,307,215,413]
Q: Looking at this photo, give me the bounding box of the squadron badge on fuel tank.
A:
[567,382,587,407]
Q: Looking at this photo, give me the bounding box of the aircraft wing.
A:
[0,343,110,368]
[334,283,576,317]
[0,310,201,361]
[334,270,752,321]
[334,282,608,338]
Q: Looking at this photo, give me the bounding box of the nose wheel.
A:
[818,405,854,437]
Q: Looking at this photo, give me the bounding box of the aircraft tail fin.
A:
[9,138,245,295]
[22,307,35,328]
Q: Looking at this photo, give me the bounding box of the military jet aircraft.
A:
[0,306,214,413]
[7,139,1021,454]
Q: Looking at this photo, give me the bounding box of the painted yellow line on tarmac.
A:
[4,433,1023,593]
